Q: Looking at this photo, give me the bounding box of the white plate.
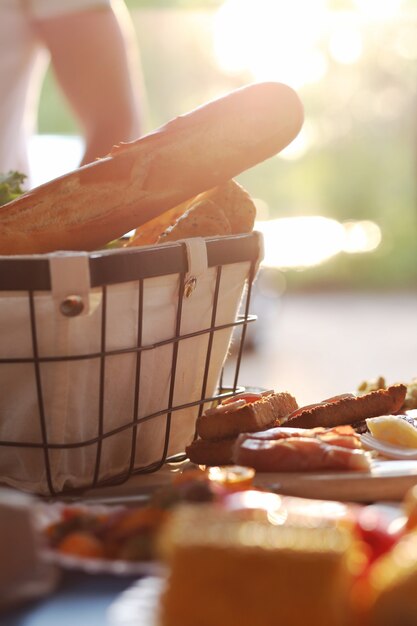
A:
[361,433,417,459]
[107,576,164,626]
[36,502,166,577]
[41,549,165,577]
[253,458,417,502]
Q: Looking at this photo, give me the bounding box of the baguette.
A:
[196,392,298,441]
[0,82,303,254]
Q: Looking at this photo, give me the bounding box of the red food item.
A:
[105,507,168,541]
[353,507,403,567]
[222,393,263,405]
[233,436,371,473]
[318,425,361,449]
[57,531,105,559]
[241,424,361,449]
[61,507,85,522]
[46,504,170,563]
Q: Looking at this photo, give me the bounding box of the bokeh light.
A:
[213,0,329,88]
[256,217,381,269]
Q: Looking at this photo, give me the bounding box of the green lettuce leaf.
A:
[0,171,27,207]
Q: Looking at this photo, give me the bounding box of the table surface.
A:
[0,465,406,626]
[1,570,138,626]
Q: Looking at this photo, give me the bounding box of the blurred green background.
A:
[37,0,417,290]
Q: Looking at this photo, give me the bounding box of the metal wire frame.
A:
[0,234,260,496]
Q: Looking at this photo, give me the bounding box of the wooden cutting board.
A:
[77,459,417,506]
[254,459,417,503]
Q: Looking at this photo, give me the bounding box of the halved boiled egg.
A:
[366,415,417,449]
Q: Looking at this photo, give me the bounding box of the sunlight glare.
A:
[342,220,381,253]
[329,23,363,65]
[395,26,417,60]
[29,134,84,188]
[279,122,316,160]
[352,0,404,21]
[257,217,344,269]
[256,217,381,269]
[213,0,328,88]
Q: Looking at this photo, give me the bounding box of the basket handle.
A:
[49,252,91,317]
[180,238,208,298]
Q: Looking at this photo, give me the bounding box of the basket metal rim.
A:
[0,232,262,291]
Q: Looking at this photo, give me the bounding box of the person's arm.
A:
[33,5,143,165]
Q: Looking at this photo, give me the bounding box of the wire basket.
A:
[0,233,262,496]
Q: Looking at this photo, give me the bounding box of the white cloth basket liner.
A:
[0,234,262,495]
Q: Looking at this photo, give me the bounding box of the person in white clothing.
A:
[0,0,143,185]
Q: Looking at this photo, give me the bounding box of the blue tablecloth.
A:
[1,571,139,626]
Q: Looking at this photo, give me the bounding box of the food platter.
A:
[41,548,165,578]
[50,455,417,507]
[36,502,166,577]
[34,456,415,584]
[254,458,417,503]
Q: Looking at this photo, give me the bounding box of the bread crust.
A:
[196,392,298,441]
[155,179,256,243]
[205,179,256,235]
[157,199,232,242]
[185,437,236,466]
[0,82,303,254]
[286,384,407,429]
[128,179,256,246]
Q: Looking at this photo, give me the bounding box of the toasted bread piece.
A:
[126,200,190,246]
[206,179,257,234]
[128,179,256,247]
[287,384,407,429]
[196,392,298,441]
[157,199,231,242]
[157,179,256,243]
[185,437,237,466]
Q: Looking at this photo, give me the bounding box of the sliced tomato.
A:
[354,506,402,565]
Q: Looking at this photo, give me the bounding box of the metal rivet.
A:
[60,295,84,317]
[184,276,197,298]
